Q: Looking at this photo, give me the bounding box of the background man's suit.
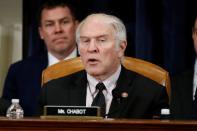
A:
[171,69,195,119]
[1,53,48,116]
[40,66,169,119]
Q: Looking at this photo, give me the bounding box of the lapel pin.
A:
[121,92,128,98]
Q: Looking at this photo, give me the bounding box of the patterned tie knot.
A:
[96,82,106,92]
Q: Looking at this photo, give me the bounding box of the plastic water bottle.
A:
[160,108,171,119]
[6,99,24,119]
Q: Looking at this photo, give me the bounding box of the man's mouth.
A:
[53,36,66,42]
[53,38,67,44]
[87,58,99,64]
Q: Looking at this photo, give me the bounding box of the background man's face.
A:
[39,6,78,56]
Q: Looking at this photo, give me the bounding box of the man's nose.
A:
[54,23,63,33]
[87,40,98,52]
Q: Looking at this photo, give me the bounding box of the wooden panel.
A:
[0,117,197,131]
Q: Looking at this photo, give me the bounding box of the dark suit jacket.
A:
[0,98,11,116]
[1,53,48,116]
[40,66,169,119]
[170,69,195,119]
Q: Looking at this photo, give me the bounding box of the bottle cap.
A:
[161,108,170,115]
[11,99,19,103]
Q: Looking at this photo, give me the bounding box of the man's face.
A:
[193,18,197,53]
[78,18,126,80]
[39,6,78,57]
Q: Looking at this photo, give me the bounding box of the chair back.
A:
[42,56,170,97]
[42,57,84,86]
[123,57,170,96]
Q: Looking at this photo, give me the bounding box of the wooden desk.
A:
[0,117,197,131]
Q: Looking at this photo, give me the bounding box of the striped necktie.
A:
[91,82,106,117]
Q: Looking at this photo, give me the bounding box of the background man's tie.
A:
[91,82,106,117]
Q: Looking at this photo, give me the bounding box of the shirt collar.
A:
[87,65,121,93]
[48,48,77,66]
[194,58,197,75]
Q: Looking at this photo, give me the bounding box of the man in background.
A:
[171,14,197,119]
[39,13,169,118]
[0,0,78,116]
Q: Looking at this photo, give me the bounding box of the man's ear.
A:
[118,41,127,58]
[38,27,44,39]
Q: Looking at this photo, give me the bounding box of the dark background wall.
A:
[23,0,197,76]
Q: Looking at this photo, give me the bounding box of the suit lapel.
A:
[184,70,193,105]
[108,66,136,118]
[180,70,194,115]
[171,69,194,118]
[69,71,87,106]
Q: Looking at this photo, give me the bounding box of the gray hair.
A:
[76,13,127,48]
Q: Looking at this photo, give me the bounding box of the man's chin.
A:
[54,46,68,52]
[86,69,101,77]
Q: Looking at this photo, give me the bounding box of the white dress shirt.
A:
[193,58,197,100]
[47,48,77,66]
[86,65,121,115]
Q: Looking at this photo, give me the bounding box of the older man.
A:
[40,13,169,119]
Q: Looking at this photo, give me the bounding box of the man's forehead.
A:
[80,27,114,39]
[84,20,107,28]
[81,21,114,34]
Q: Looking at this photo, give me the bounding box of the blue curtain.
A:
[135,0,195,75]
[23,0,46,57]
[23,0,196,75]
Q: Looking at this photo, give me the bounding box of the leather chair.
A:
[41,56,170,97]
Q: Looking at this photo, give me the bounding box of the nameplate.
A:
[43,106,100,117]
